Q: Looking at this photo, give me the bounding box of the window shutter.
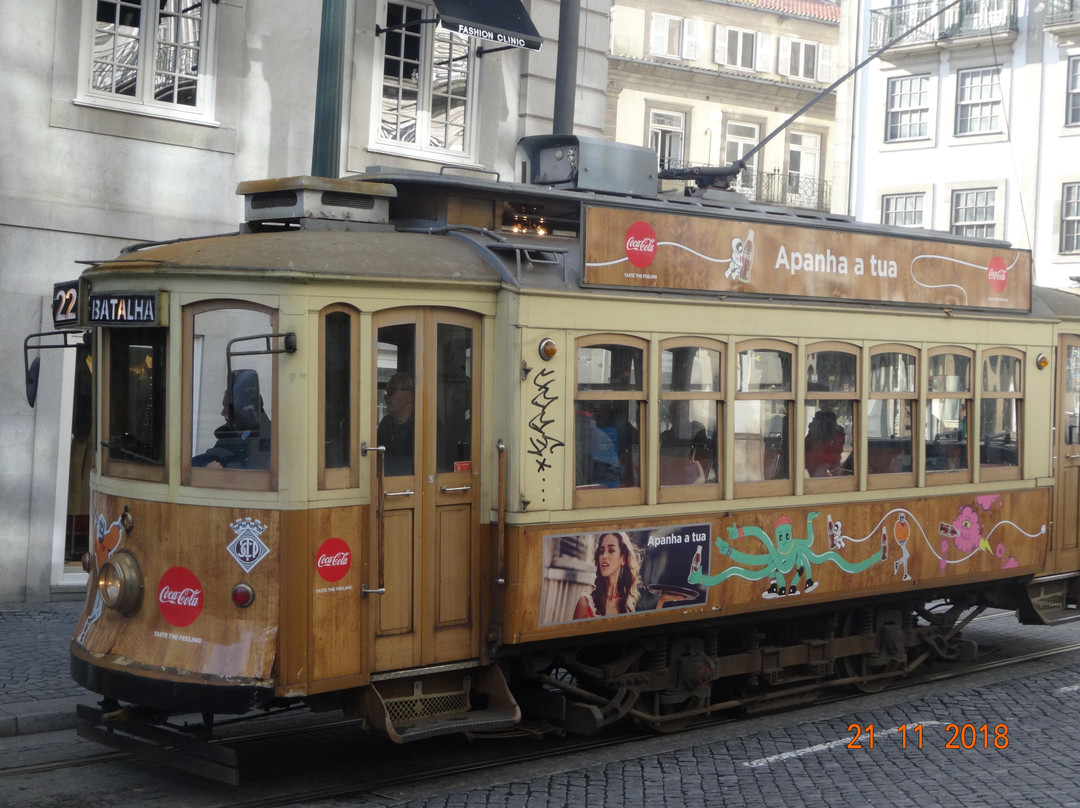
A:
[817,45,832,82]
[756,33,772,73]
[683,18,700,60]
[714,24,727,65]
[778,36,791,77]
[650,14,668,56]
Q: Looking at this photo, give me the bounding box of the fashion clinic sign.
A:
[582,206,1031,312]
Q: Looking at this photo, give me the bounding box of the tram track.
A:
[6,631,1079,805]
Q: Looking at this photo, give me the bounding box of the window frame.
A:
[733,339,795,498]
[882,192,926,227]
[101,325,169,484]
[658,337,724,504]
[182,299,279,492]
[75,0,220,124]
[1067,55,1080,127]
[319,304,360,491]
[649,108,688,171]
[867,345,919,490]
[573,334,649,509]
[955,66,1003,136]
[649,13,699,60]
[780,37,820,81]
[376,0,480,162]
[885,74,931,142]
[950,186,998,239]
[803,343,860,495]
[979,348,1023,482]
[925,346,974,485]
[1062,182,1080,255]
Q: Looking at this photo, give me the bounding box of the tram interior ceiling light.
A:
[98,550,144,614]
[538,338,558,360]
[1037,353,1049,370]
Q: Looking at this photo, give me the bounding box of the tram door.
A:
[1053,334,1080,573]
[368,309,480,671]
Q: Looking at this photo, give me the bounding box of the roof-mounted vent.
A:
[237,176,396,227]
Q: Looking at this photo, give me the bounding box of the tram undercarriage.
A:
[516,591,1010,734]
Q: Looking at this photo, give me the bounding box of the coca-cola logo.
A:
[316,537,351,582]
[625,221,658,269]
[987,256,1009,294]
[158,567,203,627]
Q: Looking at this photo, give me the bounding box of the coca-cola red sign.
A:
[624,221,658,269]
[987,255,1009,294]
[158,567,204,627]
[316,537,352,582]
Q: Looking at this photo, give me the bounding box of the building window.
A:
[1069,56,1080,126]
[786,131,821,207]
[78,0,217,121]
[717,26,757,70]
[1064,183,1080,254]
[574,337,647,507]
[380,2,476,156]
[650,110,686,170]
[882,193,925,227]
[726,121,759,195]
[885,75,930,141]
[780,38,819,80]
[650,14,699,59]
[951,188,996,238]
[956,67,1002,135]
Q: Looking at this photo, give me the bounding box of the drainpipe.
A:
[312,0,346,178]
[552,0,580,134]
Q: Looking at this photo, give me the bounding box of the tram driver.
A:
[192,369,271,470]
[378,372,415,476]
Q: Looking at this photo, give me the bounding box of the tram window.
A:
[659,342,722,497]
[734,343,793,493]
[925,349,973,480]
[103,327,167,479]
[377,323,416,477]
[575,338,646,506]
[186,303,275,489]
[804,347,858,486]
[320,307,358,489]
[980,351,1022,478]
[868,349,916,485]
[436,323,473,474]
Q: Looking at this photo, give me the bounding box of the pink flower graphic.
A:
[952,506,982,553]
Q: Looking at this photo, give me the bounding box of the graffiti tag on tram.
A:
[527,367,564,472]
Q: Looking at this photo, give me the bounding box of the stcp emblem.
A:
[227,517,270,573]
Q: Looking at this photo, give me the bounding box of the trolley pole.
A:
[312,0,346,178]
[552,0,580,135]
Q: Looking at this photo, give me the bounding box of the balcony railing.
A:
[869,0,1018,51]
[1047,0,1080,26]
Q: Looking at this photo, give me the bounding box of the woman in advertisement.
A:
[573,532,643,618]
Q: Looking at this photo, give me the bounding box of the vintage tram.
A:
[37,135,1080,781]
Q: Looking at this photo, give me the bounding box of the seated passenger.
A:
[192,369,271,470]
[805,409,845,477]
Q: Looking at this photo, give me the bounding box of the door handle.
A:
[384,489,414,497]
[440,485,471,493]
[1067,453,1080,459]
[361,584,386,597]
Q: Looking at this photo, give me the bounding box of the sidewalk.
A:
[0,600,93,737]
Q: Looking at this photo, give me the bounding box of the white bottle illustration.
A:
[737,228,755,283]
[689,544,703,577]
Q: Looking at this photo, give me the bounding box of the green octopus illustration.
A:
[688,511,882,598]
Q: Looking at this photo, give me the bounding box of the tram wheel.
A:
[836,607,908,693]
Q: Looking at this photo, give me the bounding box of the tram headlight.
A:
[97,550,144,614]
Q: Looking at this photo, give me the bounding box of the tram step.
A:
[360,664,521,744]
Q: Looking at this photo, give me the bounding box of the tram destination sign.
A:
[88,291,167,327]
[583,206,1032,311]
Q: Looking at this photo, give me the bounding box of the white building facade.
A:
[1,0,609,602]
[849,0,1080,288]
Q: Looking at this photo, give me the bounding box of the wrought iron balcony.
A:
[869,0,1018,51]
[1047,0,1080,27]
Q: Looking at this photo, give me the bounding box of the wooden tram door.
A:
[367,309,480,671]
[1052,334,1080,574]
